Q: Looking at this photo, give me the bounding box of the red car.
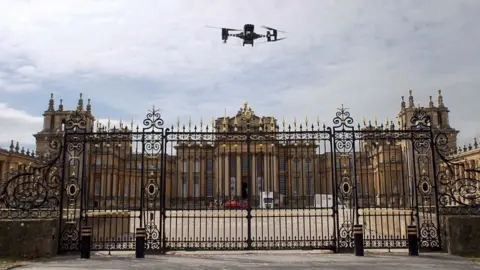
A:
[224,200,248,209]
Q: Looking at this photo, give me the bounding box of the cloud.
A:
[0,103,42,149]
[0,0,479,148]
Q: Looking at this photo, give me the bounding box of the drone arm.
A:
[229,33,244,39]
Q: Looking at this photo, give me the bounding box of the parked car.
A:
[224,200,248,209]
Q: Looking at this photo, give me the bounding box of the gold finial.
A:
[244,100,248,109]
[362,116,366,125]
[305,116,308,126]
[212,117,215,130]
[293,116,297,128]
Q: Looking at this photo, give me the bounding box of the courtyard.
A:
[9,251,480,270]
[79,208,419,251]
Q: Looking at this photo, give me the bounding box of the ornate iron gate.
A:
[53,105,442,253]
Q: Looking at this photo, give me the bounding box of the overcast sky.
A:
[0,0,479,151]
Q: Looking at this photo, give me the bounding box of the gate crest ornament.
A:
[143,105,164,132]
[410,107,431,129]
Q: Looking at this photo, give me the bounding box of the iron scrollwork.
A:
[0,132,63,219]
[143,106,165,158]
[435,130,480,214]
[332,105,355,249]
[60,109,89,252]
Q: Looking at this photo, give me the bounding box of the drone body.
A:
[206,24,286,47]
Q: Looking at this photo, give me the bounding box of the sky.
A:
[0,0,479,151]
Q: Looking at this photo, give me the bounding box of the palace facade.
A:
[0,90,470,209]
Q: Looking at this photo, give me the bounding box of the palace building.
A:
[0,90,469,209]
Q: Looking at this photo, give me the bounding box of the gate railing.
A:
[1,105,479,254]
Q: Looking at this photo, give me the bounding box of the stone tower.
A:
[397,89,459,151]
[33,93,95,157]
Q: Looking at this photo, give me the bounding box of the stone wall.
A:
[441,215,480,256]
[0,218,59,258]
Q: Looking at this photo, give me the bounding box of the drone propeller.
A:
[270,37,287,42]
[205,25,241,31]
[256,37,287,45]
[261,26,287,33]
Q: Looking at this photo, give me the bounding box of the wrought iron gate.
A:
[50,105,442,253]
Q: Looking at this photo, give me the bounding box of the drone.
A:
[206,24,286,47]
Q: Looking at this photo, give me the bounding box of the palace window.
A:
[206,175,214,198]
[293,157,300,171]
[242,155,248,171]
[305,157,312,172]
[257,176,263,193]
[124,182,129,198]
[229,155,237,172]
[230,177,237,196]
[294,177,300,196]
[194,158,200,173]
[256,155,264,173]
[306,177,313,195]
[279,157,286,171]
[207,159,213,172]
[181,177,187,198]
[94,182,101,196]
[279,176,286,195]
[194,175,200,197]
